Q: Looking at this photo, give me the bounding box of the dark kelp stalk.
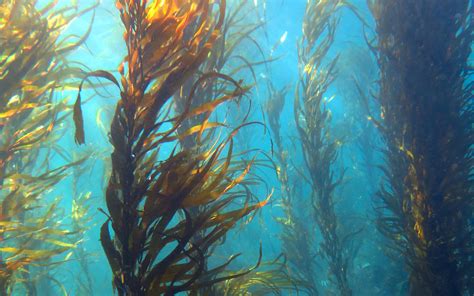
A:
[73,0,269,295]
[369,0,473,294]
[295,0,353,295]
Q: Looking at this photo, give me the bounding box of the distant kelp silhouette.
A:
[0,0,91,294]
[369,0,473,294]
[73,0,269,295]
[266,82,319,295]
[69,150,95,295]
[294,0,354,295]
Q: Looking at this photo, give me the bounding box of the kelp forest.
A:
[0,0,472,295]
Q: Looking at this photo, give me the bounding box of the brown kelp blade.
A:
[73,70,121,145]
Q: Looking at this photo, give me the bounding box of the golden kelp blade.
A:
[0,0,93,293]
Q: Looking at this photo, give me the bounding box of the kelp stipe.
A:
[368,0,473,294]
[295,0,353,295]
[0,1,92,294]
[73,1,269,295]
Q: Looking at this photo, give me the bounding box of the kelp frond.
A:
[215,254,308,295]
[173,0,268,151]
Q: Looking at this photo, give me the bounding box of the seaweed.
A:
[368,0,474,294]
[294,0,353,295]
[336,45,379,189]
[69,150,96,295]
[170,2,281,294]
[70,191,95,295]
[0,1,91,294]
[73,1,269,294]
[265,82,318,295]
[214,254,305,295]
[172,0,269,155]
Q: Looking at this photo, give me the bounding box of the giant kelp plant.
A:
[295,0,353,295]
[266,82,319,295]
[0,1,89,294]
[369,0,473,294]
[73,0,269,295]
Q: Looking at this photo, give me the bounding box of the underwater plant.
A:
[73,0,269,294]
[70,192,94,295]
[265,82,319,295]
[368,0,473,294]
[0,1,91,293]
[170,1,297,294]
[173,0,268,154]
[69,151,95,295]
[335,45,379,190]
[214,254,302,295]
[294,0,354,295]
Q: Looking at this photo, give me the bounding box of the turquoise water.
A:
[1,0,472,295]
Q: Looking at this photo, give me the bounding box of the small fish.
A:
[270,31,288,54]
[324,95,336,104]
[6,95,20,107]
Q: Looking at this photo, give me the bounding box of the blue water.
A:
[2,0,471,295]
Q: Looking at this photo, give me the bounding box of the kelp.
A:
[68,150,95,295]
[368,0,473,294]
[169,2,280,294]
[169,2,302,293]
[73,1,269,295]
[70,192,94,295]
[0,160,84,294]
[265,83,291,195]
[0,1,92,293]
[265,82,318,295]
[173,0,268,151]
[335,45,379,188]
[214,254,306,295]
[295,0,353,295]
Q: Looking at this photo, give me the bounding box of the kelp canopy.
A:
[73,0,269,295]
